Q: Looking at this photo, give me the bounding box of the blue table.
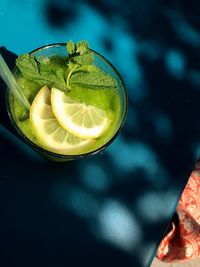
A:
[1,1,200,266]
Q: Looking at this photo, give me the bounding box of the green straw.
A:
[0,54,30,110]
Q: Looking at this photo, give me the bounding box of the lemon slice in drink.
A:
[30,85,94,155]
[51,87,110,139]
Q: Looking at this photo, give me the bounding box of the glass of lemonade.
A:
[6,43,127,161]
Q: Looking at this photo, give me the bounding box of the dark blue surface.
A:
[0,1,200,266]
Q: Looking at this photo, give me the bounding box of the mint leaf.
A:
[38,56,66,85]
[73,52,94,65]
[66,40,75,54]
[16,54,40,80]
[16,54,68,91]
[70,67,117,90]
[76,41,89,54]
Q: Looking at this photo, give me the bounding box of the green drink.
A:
[7,42,127,161]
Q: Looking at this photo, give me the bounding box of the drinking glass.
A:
[6,43,127,161]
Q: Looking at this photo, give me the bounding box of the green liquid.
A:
[9,56,123,156]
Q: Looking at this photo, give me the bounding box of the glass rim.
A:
[6,43,128,160]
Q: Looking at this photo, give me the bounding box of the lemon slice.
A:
[30,85,94,155]
[51,87,110,139]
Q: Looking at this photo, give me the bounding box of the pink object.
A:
[156,161,200,262]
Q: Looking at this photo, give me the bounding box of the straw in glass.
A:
[0,54,30,110]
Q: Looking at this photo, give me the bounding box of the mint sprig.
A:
[16,40,117,93]
[66,40,117,90]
